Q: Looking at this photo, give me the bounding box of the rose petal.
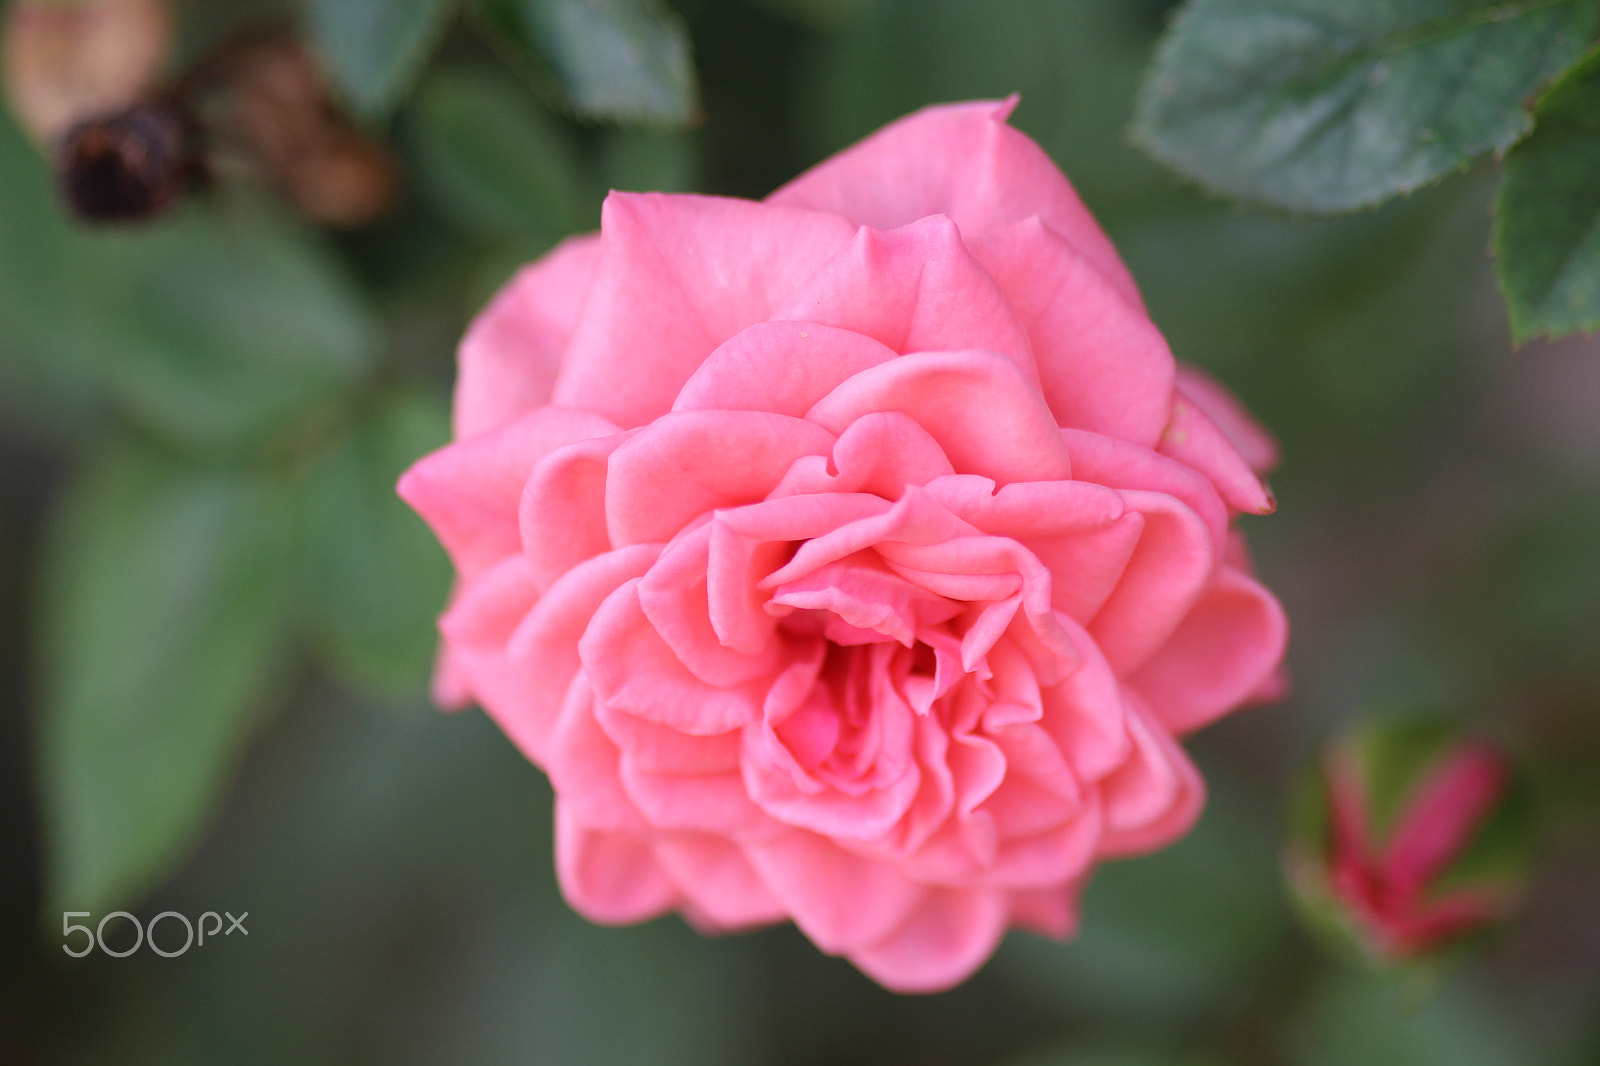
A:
[605,410,836,547]
[520,431,630,590]
[1175,364,1280,474]
[971,216,1174,445]
[771,215,1038,386]
[1158,389,1275,515]
[1061,428,1228,555]
[1088,489,1216,675]
[744,832,925,954]
[1130,566,1289,734]
[399,406,619,578]
[639,521,786,687]
[770,411,957,500]
[552,193,857,426]
[554,802,679,924]
[455,234,601,440]
[652,835,788,929]
[807,351,1072,485]
[848,886,1009,994]
[581,579,765,735]
[505,543,662,759]
[673,321,898,416]
[1095,697,1205,858]
[768,97,1140,308]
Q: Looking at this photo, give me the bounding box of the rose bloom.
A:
[400,99,1288,993]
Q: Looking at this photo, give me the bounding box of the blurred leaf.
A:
[300,388,452,698]
[406,65,589,244]
[38,444,297,914]
[597,125,698,191]
[995,782,1293,1020]
[303,0,460,116]
[1494,49,1600,343]
[1134,0,1599,211]
[1290,973,1536,1066]
[0,109,379,450]
[521,0,699,124]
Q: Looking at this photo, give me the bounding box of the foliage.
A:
[1136,0,1600,342]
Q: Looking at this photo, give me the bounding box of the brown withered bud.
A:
[204,38,397,228]
[2,0,172,143]
[56,102,192,222]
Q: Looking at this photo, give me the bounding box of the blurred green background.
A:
[3,0,1599,1063]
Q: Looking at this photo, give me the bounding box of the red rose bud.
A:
[1287,718,1533,967]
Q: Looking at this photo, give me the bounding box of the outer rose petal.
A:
[552,193,857,427]
[768,98,1140,309]
[848,887,1010,994]
[398,407,618,578]
[555,803,679,925]
[1175,364,1280,474]
[652,835,788,929]
[744,832,925,955]
[970,216,1174,447]
[1130,566,1289,735]
[770,215,1038,387]
[454,234,601,440]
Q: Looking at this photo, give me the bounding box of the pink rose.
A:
[399,99,1288,992]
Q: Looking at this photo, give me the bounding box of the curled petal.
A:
[581,579,765,735]
[1159,390,1275,515]
[506,543,661,760]
[520,431,629,590]
[1176,364,1280,474]
[1089,490,1216,675]
[771,412,956,500]
[807,351,1072,485]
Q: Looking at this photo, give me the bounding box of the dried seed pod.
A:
[56,102,192,222]
[3,0,172,143]
[204,38,397,228]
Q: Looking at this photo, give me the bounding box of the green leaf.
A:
[522,0,699,124]
[303,0,460,116]
[1494,48,1600,343]
[406,65,590,242]
[37,445,298,914]
[0,108,379,450]
[1134,0,1599,212]
[300,389,453,698]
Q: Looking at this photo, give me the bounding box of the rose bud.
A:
[400,99,1288,993]
[2,0,171,144]
[1286,718,1533,967]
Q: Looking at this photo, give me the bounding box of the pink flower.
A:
[399,99,1288,992]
